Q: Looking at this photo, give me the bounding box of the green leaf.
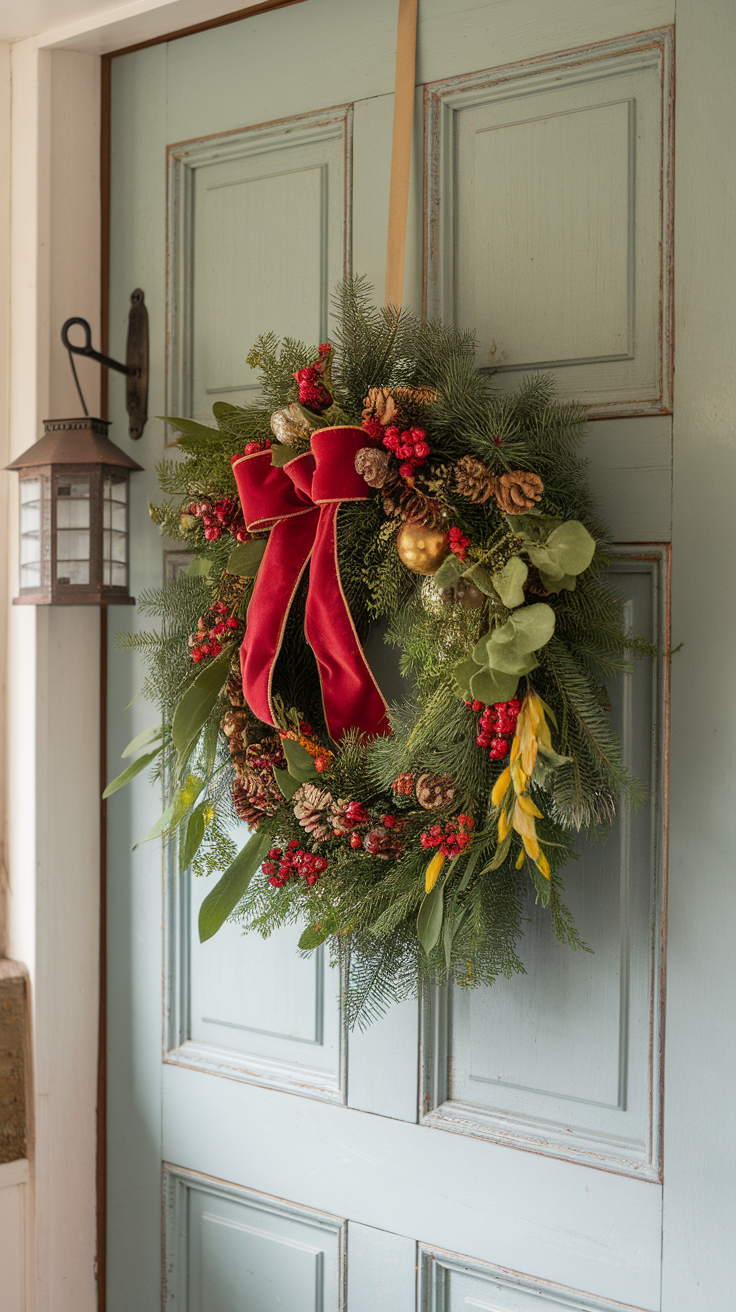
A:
[121,725,163,759]
[172,644,234,764]
[298,922,331,951]
[492,556,527,608]
[526,544,564,582]
[270,443,298,467]
[188,557,213,577]
[432,554,465,592]
[134,774,205,849]
[211,401,239,418]
[273,766,302,800]
[179,799,210,873]
[417,878,445,956]
[481,834,512,872]
[227,538,267,577]
[469,666,520,705]
[538,568,577,593]
[198,824,275,943]
[462,562,496,596]
[545,521,595,575]
[102,748,160,798]
[452,656,479,697]
[282,736,320,782]
[485,646,538,677]
[159,416,220,441]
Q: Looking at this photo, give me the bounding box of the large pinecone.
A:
[453,454,496,504]
[231,737,285,825]
[416,772,456,810]
[382,483,446,530]
[232,773,279,826]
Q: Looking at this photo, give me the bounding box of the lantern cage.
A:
[7,417,142,606]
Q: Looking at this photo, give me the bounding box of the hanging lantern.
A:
[6,416,142,606]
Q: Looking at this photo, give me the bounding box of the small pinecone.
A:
[355,446,393,489]
[222,708,249,772]
[382,483,445,530]
[270,401,319,444]
[416,772,456,810]
[454,454,496,504]
[362,386,398,427]
[494,470,544,513]
[226,665,245,708]
[330,797,353,836]
[363,826,400,859]
[232,774,278,827]
[293,781,332,840]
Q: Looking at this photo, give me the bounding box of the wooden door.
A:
[105,3,673,1308]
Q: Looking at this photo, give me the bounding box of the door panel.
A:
[107,3,673,1309]
[422,557,665,1177]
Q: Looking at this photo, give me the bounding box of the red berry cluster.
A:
[391,772,414,796]
[448,526,470,561]
[242,439,271,455]
[468,697,521,760]
[293,343,332,414]
[185,497,249,543]
[264,841,328,887]
[420,814,474,857]
[188,602,240,662]
[381,425,430,480]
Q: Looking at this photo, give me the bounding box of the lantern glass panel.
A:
[55,474,90,586]
[19,478,41,589]
[103,473,128,588]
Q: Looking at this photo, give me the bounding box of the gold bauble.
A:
[396,521,450,575]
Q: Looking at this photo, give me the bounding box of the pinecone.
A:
[330,797,354,836]
[494,470,544,513]
[355,446,393,489]
[382,483,446,530]
[362,386,398,427]
[293,782,332,840]
[222,708,250,772]
[363,826,401,859]
[226,665,245,708]
[454,454,497,504]
[415,772,456,810]
[232,773,279,826]
[270,401,320,444]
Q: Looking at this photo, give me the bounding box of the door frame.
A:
[5,3,734,1310]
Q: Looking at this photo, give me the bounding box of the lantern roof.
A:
[6,416,143,472]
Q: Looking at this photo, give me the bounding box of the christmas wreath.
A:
[108,279,652,1026]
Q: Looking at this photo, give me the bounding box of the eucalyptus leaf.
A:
[227,538,267,577]
[172,644,234,764]
[483,647,538,676]
[463,562,497,596]
[417,879,445,956]
[274,766,302,800]
[538,568,577,593]
[198,824,276,943]
[526,545,565,582]
[491,556,527,608]
[282,736,320,782]
[121,725,162,760]
[491,603,556,656]
[452,656,479,697]
[298,922,331,951]
[432,554,465,592]
[102,748,160,798]
[469,666,520,706]
[545,521,595,574]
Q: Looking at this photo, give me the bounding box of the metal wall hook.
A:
[61,288,149,439]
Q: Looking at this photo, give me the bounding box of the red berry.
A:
[489,739,509,760]
[315,755,329,773]
[382,815,397,828]
[472,700,484,712]
[226,616,239,629]
[350,833,362,850]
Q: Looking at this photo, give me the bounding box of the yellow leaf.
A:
[522,831,541,860]
[491,767,511,807]
[515,848,525,868]
[425,850,446,893]
[517,793,544,819]
[498,808,511,840]
[536,850,550,879]
[510,733,521,762]
[510,757,527,795]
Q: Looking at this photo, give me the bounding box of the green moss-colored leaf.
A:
[102,748,161,798]
[120,725,163,760]
[159,416,220,441]
[226,539,267,577]
[469,666,520,705]
[172,644,234,763]
[270,443,297,467]
[298,922,331,951]
[179,799,210,873]
[452,656,479,697]
[274,766,302,800]
[417,879,445,955]
[188,557,213,577]
[282,737,320,782]
[198,824,275,942]
[545,521,595,574]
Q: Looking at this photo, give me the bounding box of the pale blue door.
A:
[106,3,671,1308]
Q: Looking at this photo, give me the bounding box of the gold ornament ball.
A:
[396,521,451,575]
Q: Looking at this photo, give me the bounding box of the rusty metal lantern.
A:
[7,416,142,606]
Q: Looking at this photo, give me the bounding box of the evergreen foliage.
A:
[117,277,652,1026]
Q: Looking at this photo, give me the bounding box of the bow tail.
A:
[240,509,320,727]
[305,503,390,742]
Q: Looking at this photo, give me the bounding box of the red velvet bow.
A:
[232,426,390,743]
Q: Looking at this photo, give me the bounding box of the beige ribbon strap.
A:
[385,0,419,308]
